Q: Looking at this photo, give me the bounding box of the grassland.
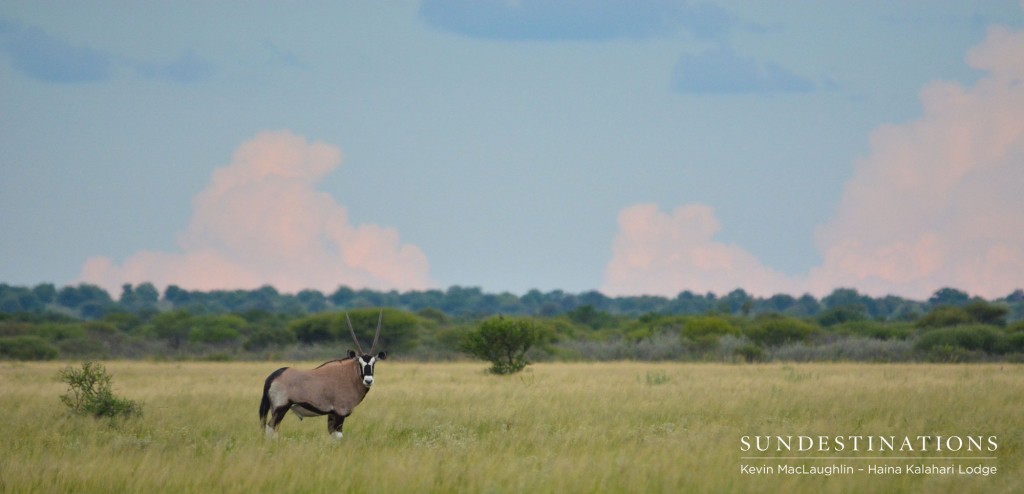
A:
[1,361,1022,493]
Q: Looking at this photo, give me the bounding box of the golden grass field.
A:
[1,361,1022,493]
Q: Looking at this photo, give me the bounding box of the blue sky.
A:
[2,1,1023,299]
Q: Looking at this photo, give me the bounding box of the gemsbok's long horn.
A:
[370,309,383,354]
[345,313,365,355]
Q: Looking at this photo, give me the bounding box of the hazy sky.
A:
[2,1,1023,300]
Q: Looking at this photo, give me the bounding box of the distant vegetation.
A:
[1,282,1023,362]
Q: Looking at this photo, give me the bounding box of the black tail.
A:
[260,367,288,426]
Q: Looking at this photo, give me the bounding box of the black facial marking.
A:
[358,355,375,376]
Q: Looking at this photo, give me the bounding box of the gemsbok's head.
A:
[345,311,388,388]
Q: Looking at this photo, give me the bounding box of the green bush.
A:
[288,309,421,352]
[915,325,1004,354]
[963,301,1008,326]
[346,308,421,352]
[190,325,241,345]
[460,316,544,375]
[30,323,86,341]
[745,315,820,347]
[149,310,193,349]
[677,316,734,353]
[1005,332,1024,353]
[244,327,296,350]
[916,306,972,328]
[831,321,914,340]
[58,361,142,419]
[734,344,765,363]
[191,327,242,344]
[57,337,109,359]
[0,335,59,360]
[922,344,982,363]
[189,315,246,345]
[681,316,738,340]
[817,305,868,327]
[290,313,338,344]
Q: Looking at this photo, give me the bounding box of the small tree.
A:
[745,314,820,347]
[150,310,192,349]
[0,335,58,360]
[58,361,141,419]
[460,316,542,375]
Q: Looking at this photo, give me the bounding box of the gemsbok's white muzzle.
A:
[358,356,378,388]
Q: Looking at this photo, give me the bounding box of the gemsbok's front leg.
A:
[327,412,346,440]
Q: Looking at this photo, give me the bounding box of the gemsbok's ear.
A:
[377,351,387,360]
[348,350,357,359]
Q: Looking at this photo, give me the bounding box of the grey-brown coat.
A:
[259,312,387,439]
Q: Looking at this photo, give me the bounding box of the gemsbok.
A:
[259,311,387,439]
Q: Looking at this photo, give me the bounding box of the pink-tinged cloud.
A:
[808,23,1024,299]
[80,131,433,294]
[604,23,1024,299]
[601,204,796,297]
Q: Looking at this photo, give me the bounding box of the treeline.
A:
[4,282,1024,320]
[1,282,1023,363]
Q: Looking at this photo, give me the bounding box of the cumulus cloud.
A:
[604,23,1024,299]
[602,204,796,297]
[418,0,738,41]
[80,131,433,294]
[807,24,1024,299]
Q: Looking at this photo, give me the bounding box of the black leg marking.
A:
[327,412,346,434]
[271,405,289,430]
[293,402,330,415]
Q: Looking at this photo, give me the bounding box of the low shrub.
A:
[734,344,764,363]
[0,335,58,360]
[916,306,971,328]
[190,325,241,345]
[681,316,738,340]
[914,325,1004,354]
[745,315,820,347]
[773,337,914,362]
[244,327,296,351]
[831,321,914,340]
[58,361,142,419]
[57,337,109,359]
[460,316,544,374]
[1003,332,1024,353]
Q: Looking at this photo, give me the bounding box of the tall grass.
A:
[1,361,1021,493]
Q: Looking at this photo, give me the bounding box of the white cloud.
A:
[80,131,433,294]
[807,24,1024,299]
[604,23,1024,299]
[601,204,795,297]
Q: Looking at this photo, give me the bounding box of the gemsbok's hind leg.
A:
[266,405,289,439]
[327,412,346,440]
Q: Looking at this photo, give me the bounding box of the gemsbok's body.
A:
[259,312,387,439]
